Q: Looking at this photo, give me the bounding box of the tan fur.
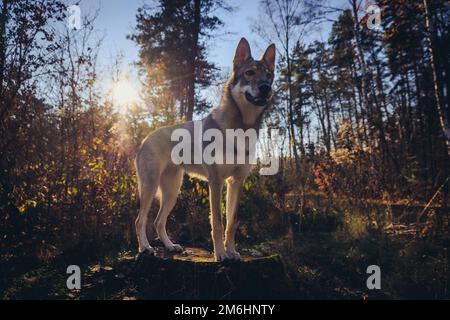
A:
[135,38,275,261]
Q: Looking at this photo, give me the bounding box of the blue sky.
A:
[80,0,269,72]
[75,0,340,104]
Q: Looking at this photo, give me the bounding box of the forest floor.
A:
[1,219,449,300]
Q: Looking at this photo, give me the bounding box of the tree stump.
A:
[130,247,294,299]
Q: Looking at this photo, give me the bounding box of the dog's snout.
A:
[258,83,271,98]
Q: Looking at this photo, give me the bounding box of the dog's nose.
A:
[258,83,271,98]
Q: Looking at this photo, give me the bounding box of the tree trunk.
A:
[350,0,374,146]
[286,54,300,169]
[0,0,8,96]
[186,0,201,121]
[423,0,450,157]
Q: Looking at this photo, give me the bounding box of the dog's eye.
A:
[267,72,273,79]
[245,70,256,76]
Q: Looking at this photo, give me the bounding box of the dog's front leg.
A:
[208,179,228,262]
[224,177,243,260]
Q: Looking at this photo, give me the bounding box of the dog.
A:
[135,38,275,261]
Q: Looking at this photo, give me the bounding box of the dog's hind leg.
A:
[154,166,184,252]
[135,157,160,255]
[136,182,158,254]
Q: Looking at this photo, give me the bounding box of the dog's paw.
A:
[165,243,184,253]
[135,246,156,260]
[226,250,241,261]
[214,250,229,262]
[140,246,156,255]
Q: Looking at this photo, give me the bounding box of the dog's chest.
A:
[183,162,252,182]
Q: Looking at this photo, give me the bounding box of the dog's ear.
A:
[261,44,276,72]
[233,38,252,70]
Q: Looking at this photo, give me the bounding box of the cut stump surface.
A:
[81,247,294,299]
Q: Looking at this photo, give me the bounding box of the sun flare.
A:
[111,78,139,108]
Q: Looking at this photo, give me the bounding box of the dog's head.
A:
[230,38,276,116]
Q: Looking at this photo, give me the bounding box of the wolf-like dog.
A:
[135,38,275,261]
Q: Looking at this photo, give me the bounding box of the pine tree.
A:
[130,0,230,122]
